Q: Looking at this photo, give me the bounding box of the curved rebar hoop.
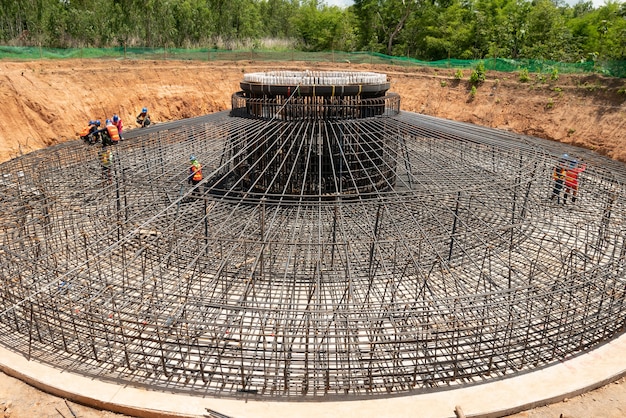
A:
[0,72,625,399]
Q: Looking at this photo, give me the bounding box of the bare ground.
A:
[1,59,625,163]
[0,58,625,417]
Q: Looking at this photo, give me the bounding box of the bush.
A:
[469,61,486,85]
[454,69,463,79]
[519,68,530,82]
[550,68,559,81]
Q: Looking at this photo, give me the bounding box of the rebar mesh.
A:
[1,72,625,400]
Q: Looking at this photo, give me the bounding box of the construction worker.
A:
[136,107,150,128]
[81,120,101,145]
[549,154,567,204]
[112,114,123,140]
[102,119,120,146]
[188,155,203,188]
[80,120,95,144]
[99,145,113,184]
[563,159,587,204]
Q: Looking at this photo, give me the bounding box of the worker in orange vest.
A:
[102,119,120,146]
[563,159,587,204]
[112,114,123,140]
[188,155,203,187]
[549,154,568,204]
[80,119,100,145]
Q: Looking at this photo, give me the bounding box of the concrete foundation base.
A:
[1,333,626,418]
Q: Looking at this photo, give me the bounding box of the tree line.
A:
[1,0,624,62]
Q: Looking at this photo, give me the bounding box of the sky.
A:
[324,0,354,6]
[323,0,616,9]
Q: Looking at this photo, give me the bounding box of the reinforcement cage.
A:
[1,77,626,399]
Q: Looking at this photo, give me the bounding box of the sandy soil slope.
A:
[1,59,624,164]
[0,58,625,418]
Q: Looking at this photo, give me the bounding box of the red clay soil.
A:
[0,59,625,418]
[0,59,625,164]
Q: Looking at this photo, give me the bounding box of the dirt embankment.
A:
[0,59,625,164]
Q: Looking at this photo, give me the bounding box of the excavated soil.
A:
[1,59,625,163]
[0,58,625,417]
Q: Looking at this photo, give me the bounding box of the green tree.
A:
[495,0,532,59]
[352,0,379,51]
[292,0,350,51]
[0,0,624,62]
[380,0,418,55]
[566,1,626,61]
[0,0,63,45]
[415,0,473,60]
[593,2,626,59]
[42,0,69,47]
[353,0,422,55]
[172,0,214,46]
[521,0,571,60]
[260,0,299,38]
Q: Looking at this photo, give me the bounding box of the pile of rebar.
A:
[0,72,625,399]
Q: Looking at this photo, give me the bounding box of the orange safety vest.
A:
[191,162,203,181]
[80,125,92,137]
[106,125,120,143]
[552,166,565,181]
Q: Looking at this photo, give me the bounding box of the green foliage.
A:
[407,0,474,60]
[0,0,623,64]
[521,0,572,61]
[550,67,559,81]
[546,98,554,109]
[469,70,481,84]
[469,61,486,85]
[260,0,299,39]
[354,0,420,56]
[566,2,626,61]
[440,80,447,87]
[292,1,356,51]
[454,69,464,79]
[469,85,477,98]
[519,68,531,82]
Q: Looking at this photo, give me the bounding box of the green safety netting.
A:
[0,46,623,77]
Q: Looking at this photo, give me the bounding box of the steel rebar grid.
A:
[1,80,626,400]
